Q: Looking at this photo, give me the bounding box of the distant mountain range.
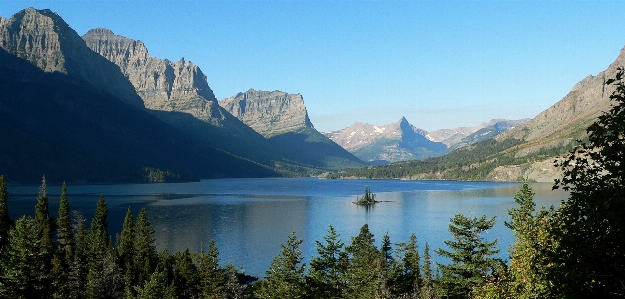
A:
[325,117,527,163]
[328,44,625,181]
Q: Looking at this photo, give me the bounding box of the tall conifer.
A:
[0,175,11,251]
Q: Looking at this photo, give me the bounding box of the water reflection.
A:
[6,179,568,278]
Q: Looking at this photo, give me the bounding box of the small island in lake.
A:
[354,188,378,205]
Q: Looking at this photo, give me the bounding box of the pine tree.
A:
[68,212,88,299]
[345,224,380,299]
[57,182,73,260]
[0,175,11,252]
[34,175,55,244]
[133,269,176,299]
[134,208,157,286]
[198,240,226,299]
[118,208,135,269]
[87,194,109,265]
[421,242,435,299]
[223,263,248,299]
[399,233,422,298]
[68,211,88,299]
[173,249,200,299]
[504,180,554,298]
[86,244,123,299]
[309,225,347,299]
[52,182,74,298]
[436,214,500,299]
[0,216,50,298]
[255,230,307,299]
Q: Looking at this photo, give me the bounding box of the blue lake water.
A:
[6,178,568,278]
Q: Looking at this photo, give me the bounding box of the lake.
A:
[6,178,568,278]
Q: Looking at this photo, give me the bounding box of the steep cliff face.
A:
[82,28,226,125]
[0,8,143,108]
[219,89,314,137]
[325,117,447,162]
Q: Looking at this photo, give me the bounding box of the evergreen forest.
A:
[1,69,625,298]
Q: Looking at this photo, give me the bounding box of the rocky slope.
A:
[0,8,279,183]
[219,89,314,137]
[0,8,143,108]
[325,117,447,162]
[82,28,226,124]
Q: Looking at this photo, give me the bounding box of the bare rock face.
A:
[219,89,314,137]
[82,28,225,125]
[0,8,143,108]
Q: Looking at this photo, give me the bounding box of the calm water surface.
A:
[7,178,568,277]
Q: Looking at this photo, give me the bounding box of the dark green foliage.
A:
[550,67,625,297]
[198,240,227,299]
[421,242,436,299]
[133,268,176,299]
[173,249,200,299]
[117,207,134,272]
[435,214,501,299]
[345,224,381,299]
[255,230,307,299]
[310,225,348,299]
[87,194,109,264]
[329,136,576,180]
[389,233,422,298]
[57,182,73,260]
[356,188,377,205]
[0,216,51,298]
[53,182,73,299]
[69,212,88,299]
[0,175,11,252]
[134,208,158,286]
[34,175,55,256]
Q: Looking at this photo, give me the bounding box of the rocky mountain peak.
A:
[82,28,224,123]
[219,89,313,137]
[0,8,143,108]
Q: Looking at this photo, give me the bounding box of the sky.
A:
[3,1,625,132]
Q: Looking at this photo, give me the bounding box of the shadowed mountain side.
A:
[146,109,279,166]
[0,8,143,108]
[269,128,366,171]
[0,48,278,184]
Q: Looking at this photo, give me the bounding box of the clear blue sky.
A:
[3,1,625,132]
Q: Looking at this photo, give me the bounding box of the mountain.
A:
[219,89,365,170]
[325,117,447,163]
[81,28,277,165]
[329,44,625,182]
[220,89,314,137]
[0,9,143,109]
[0,8,278,184]
[428,119,529,150]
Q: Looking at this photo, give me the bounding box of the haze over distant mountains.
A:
[329,43,625,181]
[325,117,527,163]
